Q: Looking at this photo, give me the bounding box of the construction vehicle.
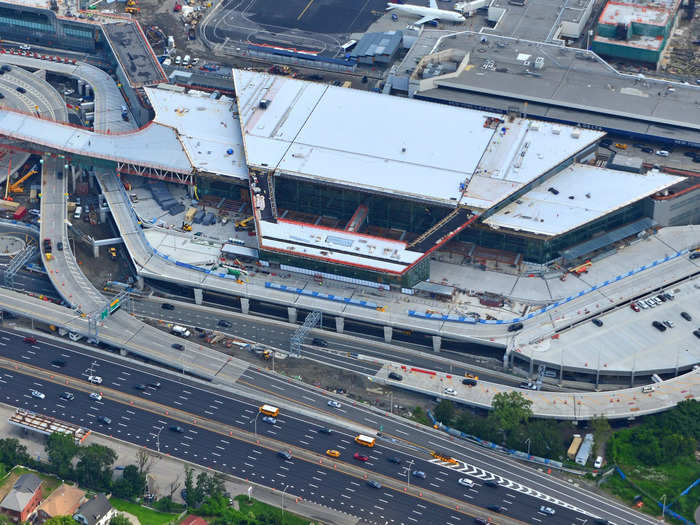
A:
[108,247,117,260]
[6,168,37,195]
[181,222,192,232]
[125,5,140,13]
[234,216,254,231]
[261,349,273,360]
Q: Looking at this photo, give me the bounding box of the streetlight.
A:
[403,459,414,491]
[252,411,260,442]
[524,438,531,456]
[661,494,666,519]
[281,484,290,524]
[155,426,164,453]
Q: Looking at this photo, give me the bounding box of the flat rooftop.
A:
[259,219,423,274]
[406,31,700,146]
[484,164,683,236]
[599,2,670,26]
[146,87,248,180]
[488,0,593,41]
[102,21,166,88]
[234,69,497,206]
[463,119,603,210]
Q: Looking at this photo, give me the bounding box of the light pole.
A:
[403,459,414,491]
[252,411,260,442]
[524,438,531,456]
[281,484,290,524]
[155,426,164,453]
[661,494,666,519]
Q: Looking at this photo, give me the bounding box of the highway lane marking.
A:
[394,428,409,435]
[302,395,315,402]
[416,504,426,509]
[244,462,254,468]
[429,483,440,488]
[350,481,359,486]
[383,492,394,498]
[235,419,245,424]
[341,494,351,499]
[216,445,226,450]
[462,493,473,499]
[211,452,221,457]
[309,483,318,489]
[364,418,377,424]
[450,515,462,521]
[299,440,309,445]
[251,449,261,454]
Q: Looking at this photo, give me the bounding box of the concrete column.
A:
[193,288,203,305]
[135,276,144,290]
[119,348,127,356]
[240,297,249,314]
[383,326,392,343]
[92,245,99,258]
[502,348,510,370]
[335,316,344,334]
[99,207,106,223]
[71,165,77,193]
[432,335,442,353]
[287,307,297,324]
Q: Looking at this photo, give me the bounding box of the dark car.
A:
[592,520,609,525]
[652,321,666,332]
[171,343,184,351]
[592,318,603,327]
[387,456,401,464]
[57,241,63,251]
[50,359,66,367]
[217,319,232,328]
[473,519,488,525]
[98,415,111,425]
[488,505,504,513]
[508,322,523,332]
[16,86,26,94]
[691,252,700,259]
[694,330,700,339]
[412,470,426,479]
[683,151,696,157]
[318,427,333,434]
[170,425,184,433]
[388,372,403,381]
[312,337,328,347]
[149,381,162,389]
[0,93,4,99]
[484,480,499,488]
[0,65,10,72]
[161,303,175,310]
[277,450,292,460]
[135,384,147,391]
[367,480,381,489]
[681,311,692,321]
[462,378,477,386]
[641,146,653,153]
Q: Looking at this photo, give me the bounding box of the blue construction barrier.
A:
[265,281,380,310]
[410,248,693,324]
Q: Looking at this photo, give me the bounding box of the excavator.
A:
[234,216,254,232]
[181,222,192,232]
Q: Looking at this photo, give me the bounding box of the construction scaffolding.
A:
[3,242,36,286]
[8,408,90,443]
[289,310,322,357]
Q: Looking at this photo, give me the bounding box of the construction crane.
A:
[5,168,37,198]
[234,216,255,231]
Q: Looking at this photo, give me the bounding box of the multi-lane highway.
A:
[0,327,655,525]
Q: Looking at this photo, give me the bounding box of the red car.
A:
[353,453,369,462]
[23,336,37,344]
[630,303,640,312]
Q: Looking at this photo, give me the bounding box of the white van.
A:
[642,385,655,393]
[183,54,191,66]
[73,206,82,220]
[171,325,191,338]
[175,55,182,65]
[163,58,172,66]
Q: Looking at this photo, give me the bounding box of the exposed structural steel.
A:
[3,242,36,286]
[290,311,322,357]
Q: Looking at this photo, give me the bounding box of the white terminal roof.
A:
[145,87,248,180]
[484,164,683,236]
[233,69,498,205]
[258,219,423,274]
[462,121,604,210]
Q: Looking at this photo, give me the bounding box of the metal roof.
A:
[561,217,656,260]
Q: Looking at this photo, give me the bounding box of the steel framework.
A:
[3,243,36,286]
[289,310,322,357]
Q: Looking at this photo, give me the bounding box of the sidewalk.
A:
[0,404,359,525]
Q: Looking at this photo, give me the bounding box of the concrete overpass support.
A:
[193,288,203,305]
[240,297,249,314]
[288,307,297,324]
[70,165,77,193]
[92,245,99,258]
[135,276,144,290]
[432,335,442,353]
[335,316,344,334]
[383,326,392,343]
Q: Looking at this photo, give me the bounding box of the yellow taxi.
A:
[326,449,340,458]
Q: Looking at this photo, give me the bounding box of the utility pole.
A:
[403,459,414,491]
[252,411,260,442]
[524,438,531,456]
[282,484,290,524]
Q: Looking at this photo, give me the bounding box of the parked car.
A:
[630,303,640,312]
[388,372,403,381]
[680,312,692,321]
[652,321,666,332]
[217,319,232,328]
[161,303,175,310]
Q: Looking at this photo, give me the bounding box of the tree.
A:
[524,420,565,459]
[183,466,204,508]
[489,391,533,440]
[167,473,181,499]
[75,444,116,491]
[136,448,154,476]
[0,438,29,468]
[109,514,131,525]
[433,400,455,425]
[112,465,146,500]
[46,432,79,477]
[44,517,79,525]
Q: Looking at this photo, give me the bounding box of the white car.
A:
[31,390,45,399]
[539,506,555,515]
[593,456,603,468]
[87,375,102,384]
[655,150,669,157]
[458,477,474,487]
[19,44,31,51]
[327,400,341,409]
[90,392,102,401]
[443,387,456,396]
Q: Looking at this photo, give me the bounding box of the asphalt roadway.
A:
[0,327,654,525]
[130,298,517,385]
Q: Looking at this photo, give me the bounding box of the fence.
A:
[265,282,381,310]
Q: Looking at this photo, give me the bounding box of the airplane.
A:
[386,0,466,25]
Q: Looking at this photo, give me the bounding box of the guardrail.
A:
[265,282,381,310]
[409,247,696,324]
